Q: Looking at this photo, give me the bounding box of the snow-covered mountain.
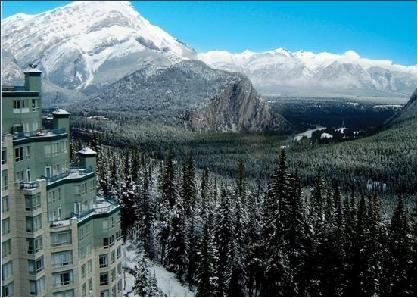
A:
[1,1,195,94]
[199,49,417,97]
[2,1,416,101]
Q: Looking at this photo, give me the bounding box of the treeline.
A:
[87,140,416,297]
[71,115,416,196]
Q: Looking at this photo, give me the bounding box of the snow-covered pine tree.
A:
[196,219,216,297]
[213,187,234,296]
[165,200,187,280]
[133,257,162,297]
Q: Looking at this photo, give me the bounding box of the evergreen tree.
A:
[142,167,155,260]
[181,152,196,215]
[165,201,187,279]
[214,187,234,296]
[133,257,162,297]
[196,220,216,297]
[162,150,177,209]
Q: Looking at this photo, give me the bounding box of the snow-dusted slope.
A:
[77,60,290,133]
[1,1,196,92]
[199,49,417,96]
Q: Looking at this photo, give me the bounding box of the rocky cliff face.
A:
[385,89,417,127]
[190,75,289,132]
[77,60,290,133]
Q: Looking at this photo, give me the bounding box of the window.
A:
[52,251,73,267]
[15,147,23,162]
[30,277,45,296]
[2,282,14,297]
[26,168,31,182]
[30,280,36,296]
[118,279,123,291]
[2,240,11,258]
[117,263,122,274]
[81,264,86,279]
[32,99,37,111]
[51,231,71,246]
[1,149,6,165]
[116,245,121,259]
[100,272,108,286]
[62,140,68,153]
[73,202,81,215]
[2,196,9,213]
[116,230,122,240]
[82,283,86,297]
[25,146,31,159]
[111,251,115,264]
[53,164,60,175]
[88,259,92,274]
[45,166,52,178]
[53,270,73,287]
[2,170,8,191]
[27,236,42,254]
[99,254,108,268]
[53,289,74,297]
[111,268,116,282]
[100,289,109,297]
[2,261,13,281]
[13,100,26,112]
[88,278,92,291]
[26,214,42,233]
[25,194,41,211]
[36,277,45,295]
[103,237,109,248]
[28,256,44,274]
[2,218,10,235]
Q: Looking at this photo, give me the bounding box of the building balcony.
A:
[74,197,120,224]
[44,166,94,186]
[12,128,66,141]
[50,219,72,229]
[20,181,40,190]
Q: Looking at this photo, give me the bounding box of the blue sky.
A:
[1,1,416,65]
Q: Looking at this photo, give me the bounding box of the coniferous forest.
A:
[71,137,416,297]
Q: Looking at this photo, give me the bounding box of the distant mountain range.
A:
[199,49,417,97]
[1,1,416,133]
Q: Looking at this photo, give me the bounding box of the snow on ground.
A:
[294,126,326,141]
[123,241,195,297]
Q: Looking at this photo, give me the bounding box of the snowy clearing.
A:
[123,241,195,297]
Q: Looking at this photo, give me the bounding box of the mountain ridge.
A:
[199,49,416,97]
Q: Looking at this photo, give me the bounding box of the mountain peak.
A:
[2,1,196,92]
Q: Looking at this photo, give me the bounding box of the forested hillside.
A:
[71,139,417,296]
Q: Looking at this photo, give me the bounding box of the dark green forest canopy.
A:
[71,110,416,197]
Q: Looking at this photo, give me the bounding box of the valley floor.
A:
[123,241,195,297]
